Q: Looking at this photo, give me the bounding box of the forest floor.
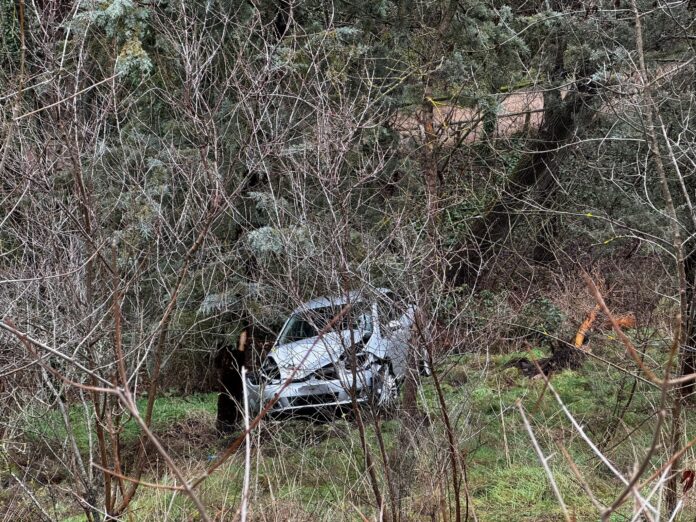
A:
[7,331,696,521]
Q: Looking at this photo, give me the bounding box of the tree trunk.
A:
[680,249,696,395]
[402,84,439,422]
[216,330,248,434]
[447,84,597,288]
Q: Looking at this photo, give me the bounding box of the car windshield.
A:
[277,304,371,344]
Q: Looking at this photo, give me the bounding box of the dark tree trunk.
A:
[215,331,248,434]
[679,247,696,396]
[531,152,563,265]
[402,84,438,423]
[274,0,291,38]
[446,84,597,287]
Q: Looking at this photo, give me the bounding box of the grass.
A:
[14,336,696,521]
[23,392,218,454]
[412,342,678,521]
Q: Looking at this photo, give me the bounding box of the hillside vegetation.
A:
[3,0,696,521]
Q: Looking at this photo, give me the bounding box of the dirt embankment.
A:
[394,62,691,144]
[394,89,546,144]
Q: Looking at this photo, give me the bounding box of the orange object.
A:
[574,305,600,348]
[574,307,636,350]
[613,313,636,330]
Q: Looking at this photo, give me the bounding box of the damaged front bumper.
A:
[246,367,374,414]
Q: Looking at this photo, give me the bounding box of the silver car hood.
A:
[269,330,361,379]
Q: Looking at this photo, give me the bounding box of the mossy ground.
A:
[10,334,696,521]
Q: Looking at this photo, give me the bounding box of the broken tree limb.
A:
[573,301,636,351]
[574,304,601,349]
[583,273,663,385]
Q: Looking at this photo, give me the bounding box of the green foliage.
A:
[247,225,312,256]
[0,0,19,60]
[472,465,587,520]
[494,348,546,367]
[71,0,153,81]
[115,37,153,79]
[73,0,150,39]
[516,298,565,340]
[6,1,696,519]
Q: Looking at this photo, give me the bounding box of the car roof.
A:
[292,288,392,313]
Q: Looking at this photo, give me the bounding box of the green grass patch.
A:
[24,392,217,453]
[471,464,594,521]
[45,342,696,521]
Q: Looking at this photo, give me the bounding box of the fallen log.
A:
[574,304,600,349]
[508,305,636,376]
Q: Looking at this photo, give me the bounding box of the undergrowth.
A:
[18,336,696,521]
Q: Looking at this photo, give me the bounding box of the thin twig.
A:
[91,463,185,492]
[13,73,122,121]
[241,366,251,522]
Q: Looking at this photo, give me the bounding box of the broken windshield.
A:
[277,304,372,344]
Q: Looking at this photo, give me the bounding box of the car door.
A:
[376,296,412,378]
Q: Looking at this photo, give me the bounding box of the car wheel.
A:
[370,363,400,413]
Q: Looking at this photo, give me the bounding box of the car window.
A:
[277,302,371,344]
[278,307,341,343]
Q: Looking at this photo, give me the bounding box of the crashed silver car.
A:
[247,289,428,414]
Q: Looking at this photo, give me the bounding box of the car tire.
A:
[369,363,400,413]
